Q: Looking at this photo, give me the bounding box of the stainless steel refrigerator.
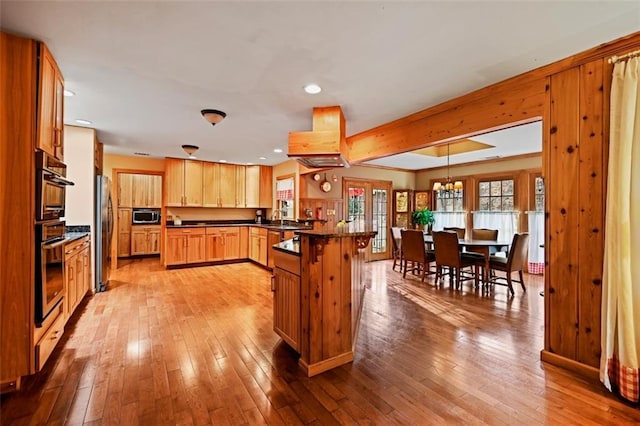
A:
[95,175,114,292]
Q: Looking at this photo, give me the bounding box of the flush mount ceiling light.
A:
[75,119,92,125]
[181,144,199,158]
[200,109,226,126]
[273,148,283,153]
[63,89,75,97]
[303,83,322,94]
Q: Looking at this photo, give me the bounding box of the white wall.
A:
[64,125,95,226]
[64,125,96,287]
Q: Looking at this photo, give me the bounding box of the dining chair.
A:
[400,229,435,282]
[390,227,403,272]
[488,233,530,296]
[432,231,482,290]
[443,226,466,239]
[470,228,500,253]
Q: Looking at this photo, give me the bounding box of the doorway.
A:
[343,178,392,261]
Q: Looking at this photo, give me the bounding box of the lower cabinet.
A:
[118,208,132,257]
[249,227,268,266]
[165,228,206,266]
[131,225,160,255]
[205,227,240,261]
[272,250,301,352]
[64,235,91,322]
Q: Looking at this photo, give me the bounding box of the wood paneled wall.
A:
[544,59,607,369]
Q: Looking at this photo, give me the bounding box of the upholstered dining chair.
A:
[488,233,530,296]
[432,231,482,290]
[390,227,403,272]
[443,226,466,239]
[470,228,499,254]
[400,229,435,282]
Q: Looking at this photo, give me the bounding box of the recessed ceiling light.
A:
[246,162,254,165]
[63,89,75,97]
[259,156,266,160]
[219,159,227,163]
[273,148,283,153]
[303,83,322,94]
[75,119,92,125]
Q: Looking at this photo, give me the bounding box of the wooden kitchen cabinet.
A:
[205,227,240,261]
[246,165,273,208]
[272,250,301,352]
[165,158,203,207]
[239,226,249,258]
[249,227,268,266]
[165,227,206,266]
[131,225,161,255]
[118,174,133,208]
[36,42,64,161]
[131,174,162,208]
[64,236,90,322]
[118,208,132,257]
[235,166,246,208]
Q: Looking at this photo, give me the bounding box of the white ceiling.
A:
[1,2,638,169]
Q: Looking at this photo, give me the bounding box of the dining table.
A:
[424,234,511,283]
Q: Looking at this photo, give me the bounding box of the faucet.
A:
[271,208,286,227]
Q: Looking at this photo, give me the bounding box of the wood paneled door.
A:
[343,178,392,261]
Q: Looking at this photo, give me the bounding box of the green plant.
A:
[411,208,435,226]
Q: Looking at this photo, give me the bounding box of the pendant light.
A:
[432,143,463,196]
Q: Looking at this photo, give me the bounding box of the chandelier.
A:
[432,143,463,196]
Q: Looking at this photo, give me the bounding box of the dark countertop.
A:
[166,221,311,232]
[272,238,300,255]
[65,232,90,243]
[296,228,377,238]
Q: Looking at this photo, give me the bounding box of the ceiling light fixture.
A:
[303,83,322,94]
[432,143,463,197]
[259,156,266,160]
[63,89,75,97]
[75,119,92,125]
[181,144,199,158]
[200,109,226,126]
[273,148,283,153]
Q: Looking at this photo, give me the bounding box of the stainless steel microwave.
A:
[132,208,161,224]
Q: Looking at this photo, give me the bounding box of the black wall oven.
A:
[36,151,74,222]
[35,220,67,325]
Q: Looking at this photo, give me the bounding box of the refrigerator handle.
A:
[107,194,114,242]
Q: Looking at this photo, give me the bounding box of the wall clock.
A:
[320,174,332,192]
[313,173,321,181]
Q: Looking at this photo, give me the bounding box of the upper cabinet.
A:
[165,158,203,207]
[175,158,272,208]
[36,43,64,161]
[118,173,162,208]
[246,165,272,208]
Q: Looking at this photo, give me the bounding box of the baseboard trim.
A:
[540,350,600,382]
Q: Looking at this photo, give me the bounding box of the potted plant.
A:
[411,208,435,233]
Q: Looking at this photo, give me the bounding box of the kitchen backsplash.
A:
[165,207,261,222]
[66,225,90,232]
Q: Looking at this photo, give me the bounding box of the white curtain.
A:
[472,211,519,244]
[527,211,545,275]
[601,55,640,403]
[432,211,466,231]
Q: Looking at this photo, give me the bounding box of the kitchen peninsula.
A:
[272,227,376,377]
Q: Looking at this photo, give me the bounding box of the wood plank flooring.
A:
[2,258,639,425]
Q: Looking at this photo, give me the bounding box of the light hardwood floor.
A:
[2,258,639,425]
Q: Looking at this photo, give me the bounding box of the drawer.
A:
[273,250,300,276]
[35,311,65,371]
[167,227,205,236]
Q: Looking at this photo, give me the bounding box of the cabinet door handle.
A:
[271,275,275,292]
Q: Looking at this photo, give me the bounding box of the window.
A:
[275,176,295,219]
[435,190,464,212]
[478,179,514,211]
[534,176,544,212]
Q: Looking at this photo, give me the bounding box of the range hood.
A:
[288,106,350,168]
